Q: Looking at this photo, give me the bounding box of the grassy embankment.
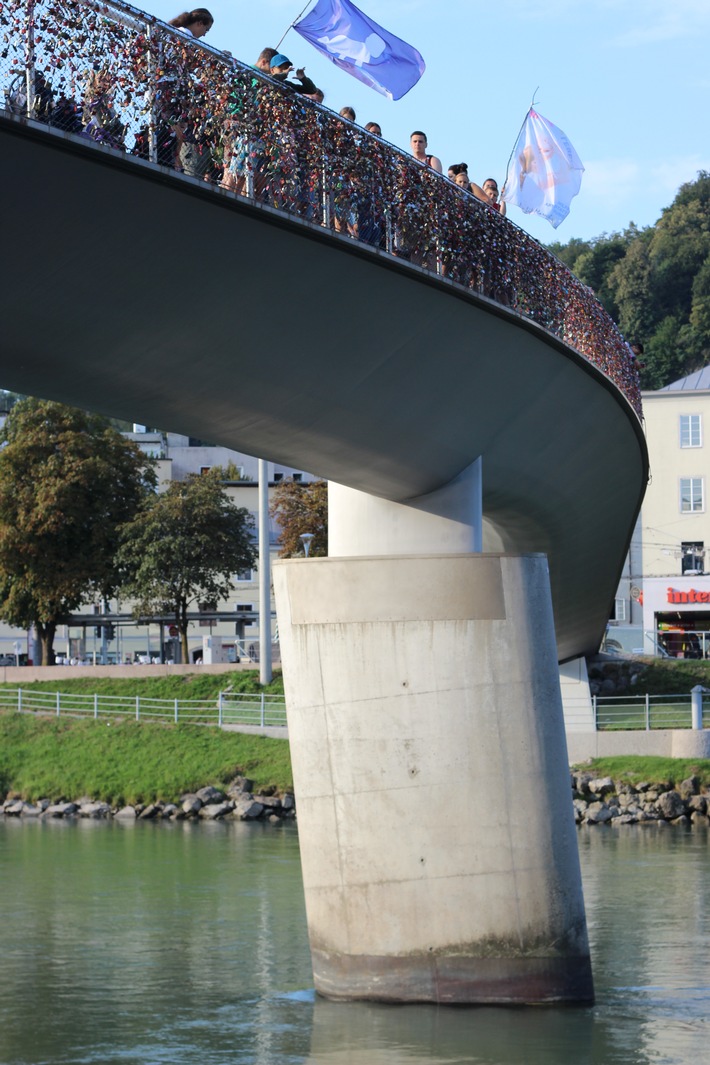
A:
[0,669,292,804]
[3,658,710,804]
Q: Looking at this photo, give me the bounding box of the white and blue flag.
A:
[501,109,584,228]
[293,0,425,101]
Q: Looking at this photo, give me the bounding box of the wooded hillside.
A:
[548,171,710,390]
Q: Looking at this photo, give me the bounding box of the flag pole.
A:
[501,88,538,198]
[275,0,316,51]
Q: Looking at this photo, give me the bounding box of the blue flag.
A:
[293,0,425,101]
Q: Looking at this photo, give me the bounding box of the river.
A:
[1,818,708,1065]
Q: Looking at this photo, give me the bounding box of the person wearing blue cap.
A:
[269,53,319,96]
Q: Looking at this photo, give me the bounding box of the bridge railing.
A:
[0,0,641,416]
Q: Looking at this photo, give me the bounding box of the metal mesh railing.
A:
[0,0,642,417]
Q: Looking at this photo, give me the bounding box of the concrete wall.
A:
[0,663,252,683]
[566,728,710,762]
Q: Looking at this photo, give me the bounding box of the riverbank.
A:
[4,771,710,827]
[571,767,710,826]
[0,711,293,801]
[5,773,710,827]
[2,778,295,823]
[3,706,710,827]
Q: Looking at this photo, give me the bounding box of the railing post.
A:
[245,141,255,199]
[174,698,179,724]
[147,23,159,166]
[56,691,60,717]
[384,208,393,255]
[136,695,140,721]
[24,0,36,120]
[691,686,704,730]
[218,690,223,728]
[94,693,98,720]
[322,155,332,229]
[645,692,650,730]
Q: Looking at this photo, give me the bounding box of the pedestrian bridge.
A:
[0,0,647,663]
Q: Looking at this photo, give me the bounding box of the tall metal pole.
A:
[258,459,272,684]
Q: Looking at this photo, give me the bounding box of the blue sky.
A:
[152,2,706,243]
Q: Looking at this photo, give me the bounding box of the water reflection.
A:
[1,818,709,1065]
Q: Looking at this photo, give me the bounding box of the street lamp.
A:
[300,533,314,557]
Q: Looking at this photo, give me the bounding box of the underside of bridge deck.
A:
[0,116,647,663]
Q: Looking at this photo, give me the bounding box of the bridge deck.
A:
[0,116,647,661]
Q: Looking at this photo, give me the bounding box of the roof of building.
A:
[658,367,710,392]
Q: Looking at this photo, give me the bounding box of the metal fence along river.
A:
[0,686,287,727]
[0,0,641,417]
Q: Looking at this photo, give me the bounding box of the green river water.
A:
[1,818,708,1065]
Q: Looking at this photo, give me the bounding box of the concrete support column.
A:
[273,551,593,1004]
[328,458,482,556]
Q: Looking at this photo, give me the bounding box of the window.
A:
[680,477,704,513]
[612,598,626,622]
[200,465,212,475]
[273,473,284,482]
[680,414,702,448]
[682,541,705,575]
[198,600,216,628]
[236,568,253,582]
[236,603,253,613]
[292,473,303,483]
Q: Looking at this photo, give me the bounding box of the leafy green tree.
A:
[550,173,710,389]
[0,399,155,664]
[117,470,256,663]
[547,236,591,274]
[690,255,710,336]
[642,316,688,390]
[607,231,655,343]
[269,478,328,557]
[573,231,635,320]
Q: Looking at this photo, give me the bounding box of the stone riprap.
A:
[572,771,709,826]
[1,780,296,823]
[3,774,709,827]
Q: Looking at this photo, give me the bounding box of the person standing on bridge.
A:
[167,10,215,179]
[481,178,506,217]
[169,9,214,38]
[410,131,442,173]
[394,132,441,265]
[448,163,487,204]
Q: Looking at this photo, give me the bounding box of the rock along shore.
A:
[3,773,710,828]
[572,770,710,826]
[1,779,295,824]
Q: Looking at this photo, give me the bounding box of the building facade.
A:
[608,367,710,658]
[0,422,317,666]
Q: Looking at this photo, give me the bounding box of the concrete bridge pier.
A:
[272,474,593,1004]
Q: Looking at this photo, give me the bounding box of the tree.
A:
[0,399,155,664]
[269,478,328,557]
[550,173,710,389]
[117,470,256,663]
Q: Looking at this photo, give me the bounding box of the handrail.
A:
[0,0,641,417]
